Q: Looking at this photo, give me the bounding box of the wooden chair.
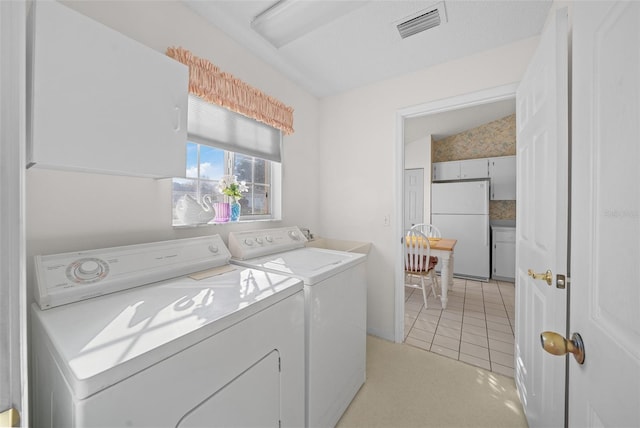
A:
[410,223,441,238]
[410,223,441,266]
[404,229,439,308]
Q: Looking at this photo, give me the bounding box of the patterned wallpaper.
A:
[432,113,516,161]
[489,200,516,221]
[432,114,516,221]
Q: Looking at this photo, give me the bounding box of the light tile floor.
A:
[404,276,516,378]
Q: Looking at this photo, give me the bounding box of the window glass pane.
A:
[249,184,269,215]
[233,154,253,183]
[199,180,217,200]
[199,145,224,180]
[254,158,266,183]
[172,178,197,220]
[186,142,198,178]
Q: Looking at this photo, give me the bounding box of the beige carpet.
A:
[336,335,528,428]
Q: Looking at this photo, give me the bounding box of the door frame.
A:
[393,83,518,342]
[403,168,425,233]
[0,0,28,424]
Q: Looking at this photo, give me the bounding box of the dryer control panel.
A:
[228,226,308,260]
[34,235,231,309]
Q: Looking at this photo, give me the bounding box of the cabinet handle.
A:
[174,106,181,131]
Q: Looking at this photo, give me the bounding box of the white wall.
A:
[26,1,321,263]
[317,37,539,340]
[405,134,433,227]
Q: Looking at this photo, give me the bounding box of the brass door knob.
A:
[528,269,553,286]
[0,408,20,427]
[540,331,585,364]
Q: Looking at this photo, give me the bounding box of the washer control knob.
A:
[67,257,109,283]
[255,237,264,245]
[78,260,100,276]
[265,236,273,243]
[288,230,300,240]
[244,239,254,246]
[208,245,219,254]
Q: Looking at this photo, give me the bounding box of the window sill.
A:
[172,217,280,229]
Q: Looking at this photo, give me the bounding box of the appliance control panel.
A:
[228,226,308,260]
[34,235,231,310]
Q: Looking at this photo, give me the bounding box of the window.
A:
[172,142,274,224]
[172,95,283,226]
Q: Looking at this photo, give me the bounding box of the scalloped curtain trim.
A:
[167,47,294,135]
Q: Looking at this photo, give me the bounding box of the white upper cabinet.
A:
[488,155,516,200]
[432,160,461,181]
[460,158,489,179]
[432,156,516,199]
[432,158,489,181]
[27,0,188,177]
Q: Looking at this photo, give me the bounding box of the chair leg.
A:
[430,270,439,300]
[420,275,428,309]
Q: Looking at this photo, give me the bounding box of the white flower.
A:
[217,175,248,200]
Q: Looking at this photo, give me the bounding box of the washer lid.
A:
[231,247,366,285]
[32,267,303,399]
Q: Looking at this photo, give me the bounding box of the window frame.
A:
[172,141,281,226]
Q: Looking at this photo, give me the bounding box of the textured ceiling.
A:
[184,0,552,98]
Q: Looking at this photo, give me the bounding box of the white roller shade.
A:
[187,95,282,162]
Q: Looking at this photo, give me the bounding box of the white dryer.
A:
[228,227,368,428]
[31,235,305,427]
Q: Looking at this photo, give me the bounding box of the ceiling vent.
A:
[396,2,447,39]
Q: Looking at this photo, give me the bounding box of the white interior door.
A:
[515,8,568,427]
[570,2,640,426]
[404,169,424,232]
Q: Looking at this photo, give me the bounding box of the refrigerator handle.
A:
[485,216,490,246]
[483,182,490,214]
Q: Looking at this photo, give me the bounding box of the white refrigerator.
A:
[431,179,490,281]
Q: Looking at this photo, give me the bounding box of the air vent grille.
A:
[397,4,446,39]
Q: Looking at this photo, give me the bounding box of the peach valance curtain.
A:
[166,47,294,135]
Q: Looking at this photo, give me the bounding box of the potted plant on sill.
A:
[214,175,248,222]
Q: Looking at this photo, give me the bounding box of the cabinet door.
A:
[460,158,489,179]
[432,161,460,181]
[493,241,516,280]
[489,156,516,200]
[492,227,516,281]
[28,1,188,178]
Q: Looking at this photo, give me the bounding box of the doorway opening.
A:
[395,83,518,374]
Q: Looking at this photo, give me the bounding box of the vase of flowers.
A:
[217,175,247,222]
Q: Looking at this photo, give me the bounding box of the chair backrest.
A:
[404,229,432,273]
[410,223,441,238]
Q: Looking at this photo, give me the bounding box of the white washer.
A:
[228,227,367,428]
[31,235,305,427]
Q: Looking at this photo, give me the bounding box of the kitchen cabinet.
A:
[460,158,489,179]
[492,225,515,281]
[432,158,488,181]
[27,0,188,177]
[489,156,516,200]
[432,160,461,181]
